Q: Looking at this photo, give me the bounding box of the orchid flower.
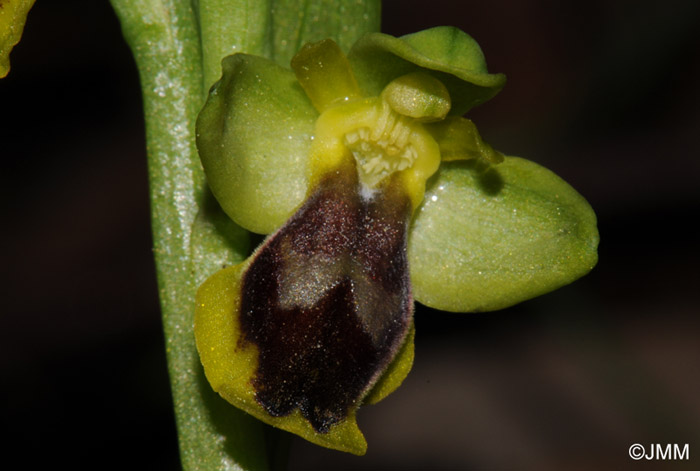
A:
[193,26,598,455]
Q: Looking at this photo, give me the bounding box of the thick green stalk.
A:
[110,0,380,469]
[110,1,269,469]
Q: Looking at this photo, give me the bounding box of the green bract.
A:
[195,26,598,455]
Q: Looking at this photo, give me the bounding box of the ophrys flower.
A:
[194,27,598,454]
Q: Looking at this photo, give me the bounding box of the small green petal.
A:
[0,0,35,78]
[425,116,504,164]
[408,157,599,312]
[348,26,506,115]
[197,53,317,234]
[291,38,362,113]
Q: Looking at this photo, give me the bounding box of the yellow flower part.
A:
[293,39,456,210]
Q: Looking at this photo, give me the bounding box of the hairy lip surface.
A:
[239,168,413,433]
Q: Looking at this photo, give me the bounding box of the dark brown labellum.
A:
[239,166,413,433]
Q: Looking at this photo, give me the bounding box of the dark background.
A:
[2,1,699,469]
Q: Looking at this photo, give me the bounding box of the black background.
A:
[2,1,699,469]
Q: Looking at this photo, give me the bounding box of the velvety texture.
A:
[240,167,413,432]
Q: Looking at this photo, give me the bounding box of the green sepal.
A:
[0,0,36,78]
[408,157,599,312]
[348,26,506,116]
[196,53,317,234]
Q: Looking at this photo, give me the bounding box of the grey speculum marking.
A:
[239,167,413,433]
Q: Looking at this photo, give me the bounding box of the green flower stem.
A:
[108,2,260,470]
[109,1,380,469]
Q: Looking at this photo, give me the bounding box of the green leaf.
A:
[197,0,273,92]
[348,26,506,115]
[196,0,382,87]
[408,157,599,312]
[0,0,36,78]
[270,0,381,66]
